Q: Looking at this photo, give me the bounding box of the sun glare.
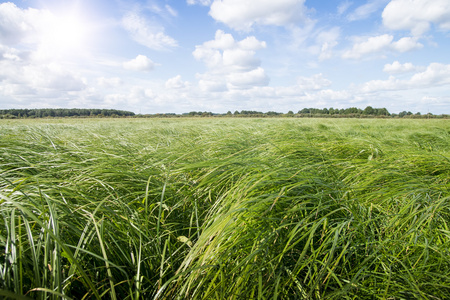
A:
[38,11,91,59]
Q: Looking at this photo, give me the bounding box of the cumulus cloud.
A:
[302,89,352,103]
[197,75,228,92]
[222,48,261,71]
[165,75,189,89]
[343,34,392,59]
[361,76,403,92]
[26,63,87,91]
[227,67,269,89]
[0,2,46,45]
[193,30,269,91]
[343,34,423,59]
[297,73,332,90]
[391,37,423,52]
[122,12,177,50]
[410,63,450,86]
[382,0,450,35]
[0,58,87,97]
[103,86,156,108]
[209,0,308,31]
[383,61,417,74]
[362,63,450,92]
[123,55,156,71]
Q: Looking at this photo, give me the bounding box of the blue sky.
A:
[1,0,450,114]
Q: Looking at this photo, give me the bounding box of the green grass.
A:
[1,118,449,299]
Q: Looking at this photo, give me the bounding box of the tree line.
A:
[297,106,390,116]
[145,106,446,118]
[1,106,447,119]
[0,108,135,119]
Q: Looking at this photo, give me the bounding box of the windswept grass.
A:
[1,118,449,299]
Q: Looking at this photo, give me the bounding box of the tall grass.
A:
[1,118,449,299]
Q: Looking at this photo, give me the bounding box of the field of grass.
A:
[1,118,449,299]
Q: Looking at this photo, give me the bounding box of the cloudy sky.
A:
[1,0,450,114]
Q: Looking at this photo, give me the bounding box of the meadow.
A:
[0,118,449,299]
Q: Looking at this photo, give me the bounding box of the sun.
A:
[38,10,91,59]
[51,16,86,49]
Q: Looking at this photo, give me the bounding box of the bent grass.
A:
[0,118,449,299]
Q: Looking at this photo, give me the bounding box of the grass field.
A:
[1,118,449,299]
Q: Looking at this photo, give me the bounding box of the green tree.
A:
[363,106,375,115]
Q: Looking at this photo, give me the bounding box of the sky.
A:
[1,0,450,114]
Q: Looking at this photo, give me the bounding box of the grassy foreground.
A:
[0,118,449,299]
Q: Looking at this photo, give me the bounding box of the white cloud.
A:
[362,63,450,92]
[129,86,155,104]
[238,36,267,50]
[165,5,178,17]
[318,42,337,61]
[193,47,222,69]
[97,77,123,87]
[122,12,177,50]
[0,3,94,62]
[391,36,423,52]
[187,0,211,5]
[123,55,156,71]
[343,34,392,59]
[343,34,422,59]
[361,75,403,92]
[193,30,269,91]
[302,89,352,102]
[315,27,340,61]
[347,0,389,21]
[103,86,156,108]
[27,63,87,91]
[410,63,450,86]
[0,45,23,62]
[0,58,87,98]
[103,93,125,106]
[198,76,227,92]
[227,67,269,89]
[383,61,417,74]
[201,30,236,50]
[0,2,45,45]
[297,74,332,90]
[287,19,317,50]
[382,0,450,35]
[420,95,449,107]
[337,1,353,15]
[223,48,261,71]
[209,0,308,31]
[165,75,189,89]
